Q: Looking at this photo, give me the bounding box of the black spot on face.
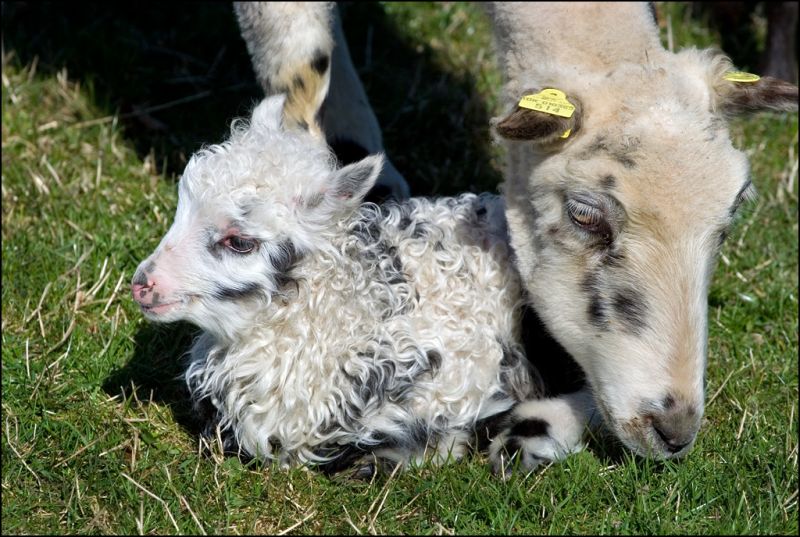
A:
[213,282,262,300]
[269,240,300,290]
[612,288,648,334]
[602,248,626,267]
[509,417,550,438]
[292,74,305,91]
[601,175,617,189]
[132,270,148,287]
[582,272,608,329]
[296,118,309,131]
[144,261,156,274]
[663,394,676,410]
[310,49,330,75]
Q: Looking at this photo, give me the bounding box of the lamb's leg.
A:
[233,1,409,200]
[488,388,597,478]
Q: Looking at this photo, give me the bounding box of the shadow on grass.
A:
[101,321,203,436]
[2,1,504,195]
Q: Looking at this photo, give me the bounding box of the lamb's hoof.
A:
[350,462,377,480]
[489,436,550,480]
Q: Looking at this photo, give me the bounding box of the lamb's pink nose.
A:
[131,270,155,305]
[131,282,154,303]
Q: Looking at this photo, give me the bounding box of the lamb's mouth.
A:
[139,301,181,316]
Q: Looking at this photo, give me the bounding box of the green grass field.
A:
[2,2,797,534]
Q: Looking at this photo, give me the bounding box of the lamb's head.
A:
[494,50,798,459]
[131,94,383,341]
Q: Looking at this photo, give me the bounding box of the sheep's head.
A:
[493,50,797,460]
[131,95,383,341]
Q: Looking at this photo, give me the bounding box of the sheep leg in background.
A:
[233,1,410,201]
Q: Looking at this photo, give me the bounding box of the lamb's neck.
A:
[487,2,666,93]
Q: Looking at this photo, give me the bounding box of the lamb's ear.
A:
[493,90,583,145]
[251,94,288,131]
[328,153,384,205]
[716,76,798,116]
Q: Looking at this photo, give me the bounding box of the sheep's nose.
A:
[131,269,154,303]
[650,397,701,456]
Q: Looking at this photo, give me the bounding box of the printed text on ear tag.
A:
[723,71,761,83]
[518,89,576,118]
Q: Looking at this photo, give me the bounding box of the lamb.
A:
[130,94,542,472]
[232,2,799,476]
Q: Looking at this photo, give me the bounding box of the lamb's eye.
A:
[223,235,258,254]
[566,199,604,231]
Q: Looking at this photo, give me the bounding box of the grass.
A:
[2,2,797,534]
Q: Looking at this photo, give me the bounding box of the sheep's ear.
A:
[493,89,583,145]
[328,153,384,204]
[716,75,798,116]
[251,94,288,130]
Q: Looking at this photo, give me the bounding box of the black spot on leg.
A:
[310,50,330,75]
[297,119,309,131]
[509,418,550,438]
[502,437,522,459]
[613,288,648,334]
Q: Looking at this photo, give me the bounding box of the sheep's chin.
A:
[139,301,181,317]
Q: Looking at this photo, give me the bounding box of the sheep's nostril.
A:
[131,281,155,303]
[652,422,692,454]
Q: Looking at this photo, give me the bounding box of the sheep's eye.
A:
[222,235,258,254]
[566,199,604,231]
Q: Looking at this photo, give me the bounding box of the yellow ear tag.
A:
[723,71,761,83]
[518,89,575,138]
[518,89,576,118]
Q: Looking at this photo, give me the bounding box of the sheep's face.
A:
[131,95,383,341]
[494,51,797,459]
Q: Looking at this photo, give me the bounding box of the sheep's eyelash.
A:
[731,180,757,216]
